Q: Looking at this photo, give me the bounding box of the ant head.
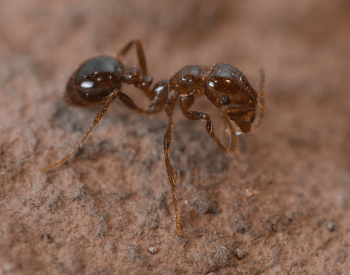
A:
[204,63,257,110]
[66,56,124,107]
[170,65,205,96]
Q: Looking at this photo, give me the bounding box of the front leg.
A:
[180,96,238,154]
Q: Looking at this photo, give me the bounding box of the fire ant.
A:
[42,40,265,235]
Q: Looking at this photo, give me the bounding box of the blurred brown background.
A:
[0,0,349,274]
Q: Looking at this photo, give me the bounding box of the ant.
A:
[42,40,265,235]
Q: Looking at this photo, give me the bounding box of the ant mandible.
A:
[42,40,265,236]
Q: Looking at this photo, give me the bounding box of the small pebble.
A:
[108,243,116,251]
[285,210,293,221]
[42,234,54,243]
[327,222,336,231]
[76,234,84,240]
[235,249,248,259]
[268,258,278,268]
[148,247,158,254]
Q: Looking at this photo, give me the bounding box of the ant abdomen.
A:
[66,56,124,107]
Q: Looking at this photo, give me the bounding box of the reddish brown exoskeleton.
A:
[42,40,265,235]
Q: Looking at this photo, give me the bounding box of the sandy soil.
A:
[0,0,350,274]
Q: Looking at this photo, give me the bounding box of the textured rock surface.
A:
[0,0,350,274]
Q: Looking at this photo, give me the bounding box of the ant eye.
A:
[221,96,230,105]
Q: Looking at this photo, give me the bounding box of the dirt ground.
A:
[0,0,350,274]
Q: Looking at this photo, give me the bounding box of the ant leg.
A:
[43,88,163,172]
[117,92,178,233]
[41,90,119,172]
[117,91,179,233]
[117,39,151,97]
[223,105,255,134]
[117,39,148,76]
[183,110,238,154]
[252,69,265,129]
[117,91,163,115]
[163,113,180,235]
[222,111,239,154]
[180,96,237,154]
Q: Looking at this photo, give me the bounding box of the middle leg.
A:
[117,91,179,234]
